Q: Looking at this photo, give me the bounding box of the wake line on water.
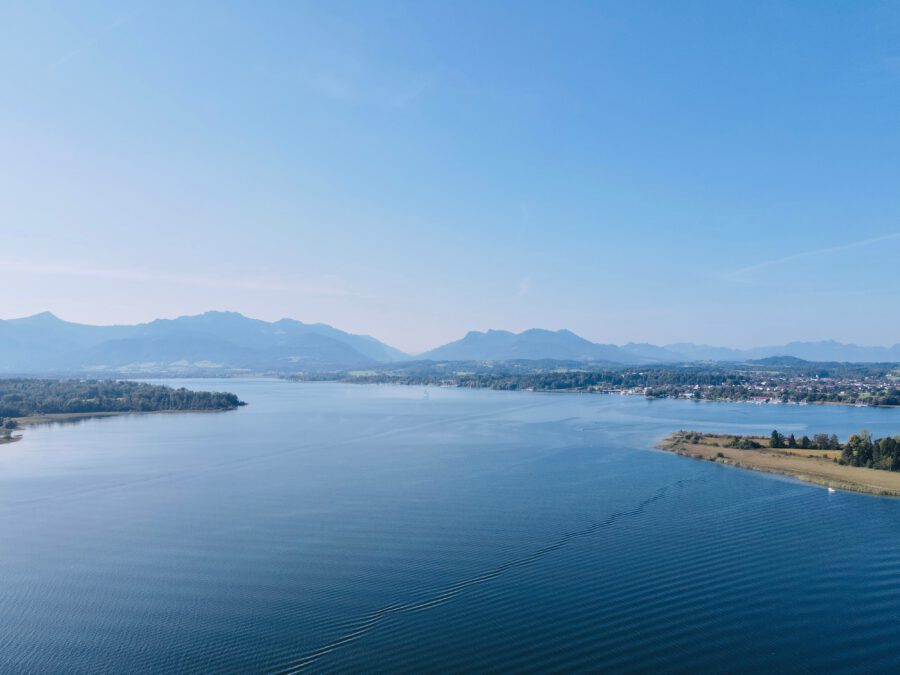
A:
[276,474,704,673]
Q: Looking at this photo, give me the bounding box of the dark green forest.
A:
[837,431,900,471]
[0,379,245,419]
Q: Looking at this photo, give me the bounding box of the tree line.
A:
[0,379,245,419]
[337,368,751,391]
[768,430,841,450]
[770,429,900,472]
[308,361,900,407]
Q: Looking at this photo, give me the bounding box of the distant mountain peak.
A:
[19,311,62,322]
[201,310,246,318]
[418,327,641,364]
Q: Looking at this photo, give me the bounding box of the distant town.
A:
[294,359,900,408]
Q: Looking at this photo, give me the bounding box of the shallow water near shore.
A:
[2,379,900,673]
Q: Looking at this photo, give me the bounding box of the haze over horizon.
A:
[4,1,900,353]
[3,308,900,357]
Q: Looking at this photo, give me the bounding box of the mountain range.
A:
[418,329,632,363]
[0,312,898,374]
[419,330,900,364]
[0,311,406,374]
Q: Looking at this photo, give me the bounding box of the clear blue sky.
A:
[2,1,899,353]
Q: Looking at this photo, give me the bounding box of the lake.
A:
[2,379,900,673]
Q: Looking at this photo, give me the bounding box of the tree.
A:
[770,430,785,449]
[843,430,874,468]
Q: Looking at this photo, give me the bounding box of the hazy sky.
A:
[2,1,899,353]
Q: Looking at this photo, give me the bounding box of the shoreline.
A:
[292,379,900,409]
[12,409,234,427]
[658,432,900,497]
[14,411,145,427]
[3,408,240,445]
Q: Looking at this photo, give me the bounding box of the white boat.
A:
[827,487,836,494]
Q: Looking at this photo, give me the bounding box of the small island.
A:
[660,429,900,496]
[0,379,246,444]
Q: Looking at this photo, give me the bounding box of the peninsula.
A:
[660,430,900,496]
[0,379,246,443]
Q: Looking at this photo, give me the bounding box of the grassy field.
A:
[659,432,900,497]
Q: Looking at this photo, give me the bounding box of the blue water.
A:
[2,380,900,673]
